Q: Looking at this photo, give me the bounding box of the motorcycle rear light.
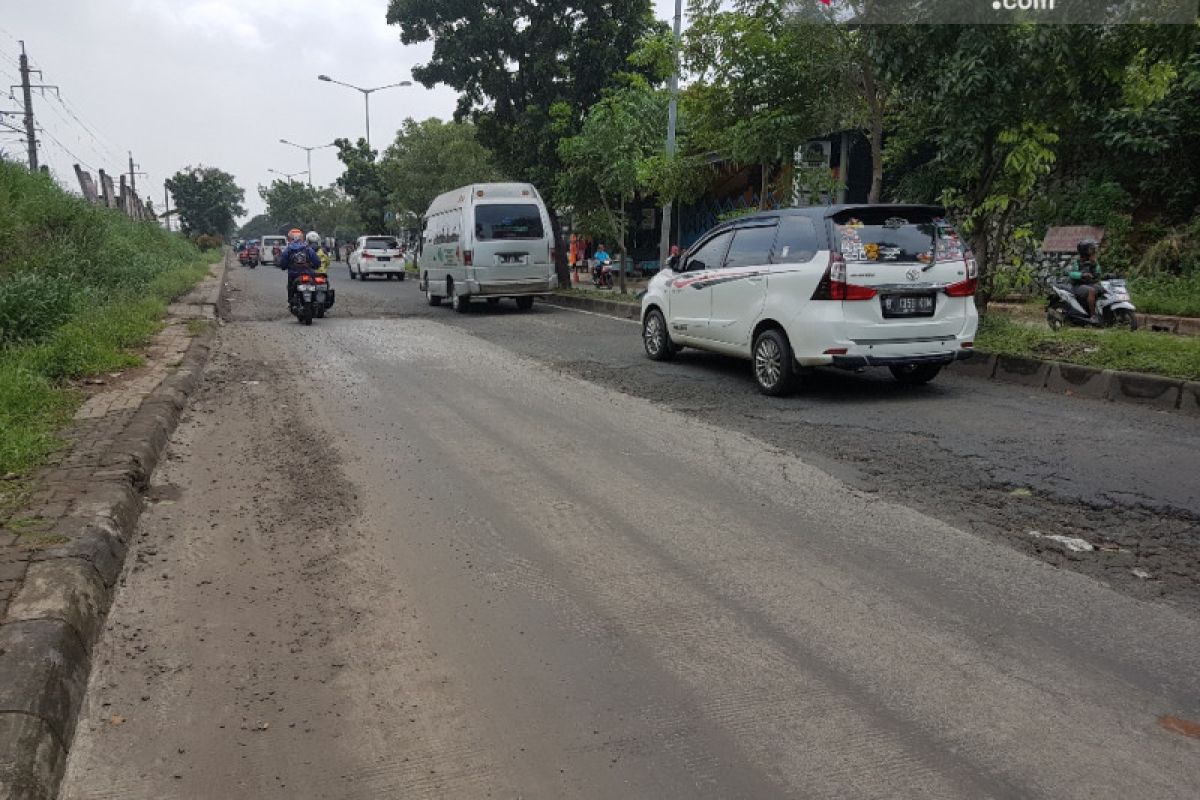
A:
[811,252,877,301]
[314,275,327,284]
[944,278,977,297]
[298,274,312,283]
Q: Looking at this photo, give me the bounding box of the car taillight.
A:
[362,252,374,259]
[811,252,877,301]
[463,249,473,266]
[944,278,977,297]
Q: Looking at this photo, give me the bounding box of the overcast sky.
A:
[1,1,683,220]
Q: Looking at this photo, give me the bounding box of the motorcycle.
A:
[592,258,615,289]
[289,271,330,326]
[237,246,260,269]
[1046,277,1138,331]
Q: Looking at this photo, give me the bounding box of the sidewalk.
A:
[0,260,225,799]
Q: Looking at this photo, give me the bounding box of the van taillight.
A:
[811,252,877,301]
[463,249,473,266]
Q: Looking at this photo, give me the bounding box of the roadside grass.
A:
[0,160,213,497]
[976,314,1200,381]
[554,286,641,304]
[1128,273,1200,318]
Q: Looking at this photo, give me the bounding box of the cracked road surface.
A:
[60,264,1200,798]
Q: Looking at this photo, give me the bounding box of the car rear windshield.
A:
[365,238,398,250]
[475,204,544,241]
[831,209,966,265]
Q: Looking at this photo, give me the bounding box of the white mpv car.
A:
[640,205,979,395]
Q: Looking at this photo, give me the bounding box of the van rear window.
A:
[475,204,544,240]
[832,209,965,264]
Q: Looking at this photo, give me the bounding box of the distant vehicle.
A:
[238,243,260,268]
[261,235,288,268]
[1046,278,1137,330]
[417,182,557,312]
[348,236,405,281]
[640,204,979,395]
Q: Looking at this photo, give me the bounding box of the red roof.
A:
[1041,226,1105,253]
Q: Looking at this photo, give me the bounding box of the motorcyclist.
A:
[278,228,321,304]
[307,231,331,274]
[1069,239,1103,324]
[592,243,612,281]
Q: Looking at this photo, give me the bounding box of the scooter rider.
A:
[1069,239,1103,324]
[307,230,336,313]
[592,243,612,281]
[278,228,321,304]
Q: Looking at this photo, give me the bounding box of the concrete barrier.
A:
[1046,363,1112,400]
[993,355,1051,388]
[1105,371,1183,411]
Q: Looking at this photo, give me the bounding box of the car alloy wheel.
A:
[642,309,674,361]
[752,329,796,396]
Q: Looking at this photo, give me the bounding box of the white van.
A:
[261,235,287,268]
[417,183,558,312]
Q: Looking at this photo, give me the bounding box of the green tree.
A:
[334,138,389,233]
[379,118,502,228]
[386,0,661,283]
[259,180,318,230]
[557,78,707,292]
[684,0,847,206]
[165,166,245,238]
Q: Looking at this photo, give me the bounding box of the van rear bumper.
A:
[465,277,557,297]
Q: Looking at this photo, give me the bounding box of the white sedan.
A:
[349,236,406,281]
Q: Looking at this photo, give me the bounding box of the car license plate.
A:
[881,294,935,317]
[376,255,391,262]
[500,254,527,265]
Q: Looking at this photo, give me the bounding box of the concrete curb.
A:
[0,262,225,800]
[542,294,1192,416]
[952,349,1190,414]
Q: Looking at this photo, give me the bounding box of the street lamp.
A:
[317,74,412,149]
[268,168,309,184]
[279,139,335,187]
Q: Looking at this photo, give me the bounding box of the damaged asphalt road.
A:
[57,264,1200,799]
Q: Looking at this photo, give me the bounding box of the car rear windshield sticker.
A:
[838,219,965,264]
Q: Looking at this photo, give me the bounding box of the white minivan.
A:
[417,183,558,312]
[640,205,979,395]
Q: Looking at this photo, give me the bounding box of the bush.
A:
[1135,216,1200,278]
[191,233,225,251]
[0,160,211,477]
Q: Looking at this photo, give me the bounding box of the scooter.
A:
[1046,278,1138,331]
[592,258,615,289]
[289,271,329,326]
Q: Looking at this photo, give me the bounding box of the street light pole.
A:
[316,75,412,150]
[268,168,308,185]
[279,140,335,187]
[658,0,683,268]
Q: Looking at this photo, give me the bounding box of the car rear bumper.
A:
[359,261,404,272]
[829,349,974,369]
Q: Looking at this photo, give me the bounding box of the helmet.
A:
[288,228,303,243]
[306,231,320,246]
[1076,238,1098,260]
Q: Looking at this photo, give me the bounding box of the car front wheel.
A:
[752,329,796,396]
[889,363,943,385]
[642,309,676,362]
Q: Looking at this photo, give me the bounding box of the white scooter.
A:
[1046,278,1138,331]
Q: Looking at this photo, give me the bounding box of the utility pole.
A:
[163,182,171,232]
[128,151,139,196]
[11,42,59,173]
[658,0,684,268]
[19,42,38,171]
